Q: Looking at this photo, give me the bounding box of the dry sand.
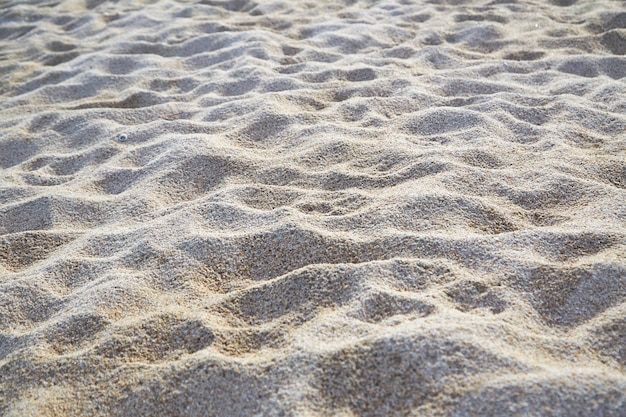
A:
[1,0,626,415]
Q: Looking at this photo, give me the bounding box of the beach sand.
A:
[1,0,625,415]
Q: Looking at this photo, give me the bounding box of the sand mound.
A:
[1,0,625,415]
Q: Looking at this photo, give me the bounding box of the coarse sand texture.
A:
[1,0,626,416]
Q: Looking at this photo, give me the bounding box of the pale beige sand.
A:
[1,0,626,415]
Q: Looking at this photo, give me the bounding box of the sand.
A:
[1,0,625,415]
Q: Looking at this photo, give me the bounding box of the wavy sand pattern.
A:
[1,0,626,415]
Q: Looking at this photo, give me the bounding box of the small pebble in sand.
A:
[117,133,128,141]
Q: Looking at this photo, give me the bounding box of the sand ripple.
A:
[1,0,625,415]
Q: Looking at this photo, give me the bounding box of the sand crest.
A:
[1,0,625,415]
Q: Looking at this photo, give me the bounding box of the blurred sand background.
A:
[1,0,626,415]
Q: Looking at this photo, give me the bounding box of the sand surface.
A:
[1,0,626,415]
